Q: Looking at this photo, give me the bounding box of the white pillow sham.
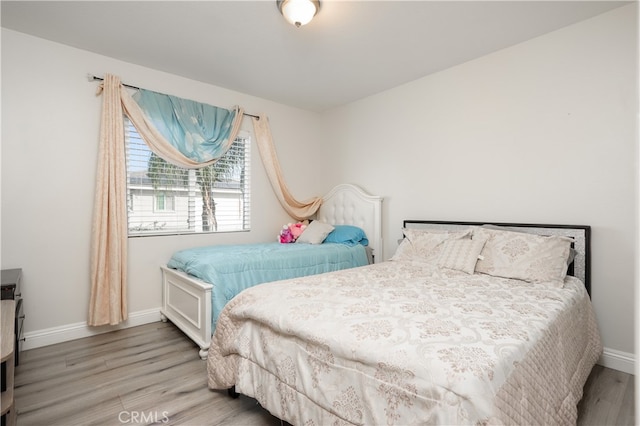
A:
[437,235,488,274]
[296,220,335,244]
[473,227,572,286]
[391,228,472,264]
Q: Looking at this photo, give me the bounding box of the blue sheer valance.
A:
[133,89,241,163]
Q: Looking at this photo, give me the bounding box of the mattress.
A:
[207,260,602,425]
[167,242,368,330]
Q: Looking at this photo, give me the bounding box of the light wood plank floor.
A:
[13,322,634,425]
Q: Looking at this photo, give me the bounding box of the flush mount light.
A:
[277,0,320,28]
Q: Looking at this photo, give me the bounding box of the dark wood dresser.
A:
[1,269,23,365]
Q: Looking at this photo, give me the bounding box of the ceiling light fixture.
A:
[277,0,320,28]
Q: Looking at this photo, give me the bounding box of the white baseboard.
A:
[22,308,161,351]
[599,347,636,375]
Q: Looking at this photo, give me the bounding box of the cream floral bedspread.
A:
[207,261,602,425]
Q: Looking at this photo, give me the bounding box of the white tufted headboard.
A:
[316,184,383,263]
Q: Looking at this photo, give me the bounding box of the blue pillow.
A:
[324,225,369,246]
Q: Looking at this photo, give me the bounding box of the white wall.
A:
[1,29,327,339]
[322,4,637,363]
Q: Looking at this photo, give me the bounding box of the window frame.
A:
[124,117,251,237]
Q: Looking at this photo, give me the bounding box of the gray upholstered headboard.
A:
[403,220,591,295]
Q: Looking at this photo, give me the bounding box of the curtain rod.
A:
[89,75,260,120]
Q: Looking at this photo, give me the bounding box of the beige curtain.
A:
[89,74,128,326]
[89,74,244,326]
[252,115,323,220]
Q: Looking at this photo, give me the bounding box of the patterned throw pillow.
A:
[391,228,472,264]
[437,235,488,274]
[474,227,572,286]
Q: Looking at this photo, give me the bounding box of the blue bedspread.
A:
[167,242,368,331]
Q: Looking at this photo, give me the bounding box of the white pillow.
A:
[296,221,335,244]
[474,227,572,286]
[437,235,488,274]
[391,228,472,264]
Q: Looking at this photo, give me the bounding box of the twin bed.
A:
[160,184,383,358]
[205,220,602,425]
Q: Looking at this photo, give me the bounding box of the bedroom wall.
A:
[1,29,328,343]
[322,4,638,370]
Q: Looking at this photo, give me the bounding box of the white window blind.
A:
[125,117,251,236]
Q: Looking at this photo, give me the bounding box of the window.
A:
[154,192,175,212]
[125,117,251,236]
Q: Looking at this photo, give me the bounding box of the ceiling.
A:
[1,1,630,112]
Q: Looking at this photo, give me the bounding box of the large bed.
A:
[206,220,602,425]
[160,183,383,358]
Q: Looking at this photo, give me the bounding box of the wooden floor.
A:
[13,321,635,425]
